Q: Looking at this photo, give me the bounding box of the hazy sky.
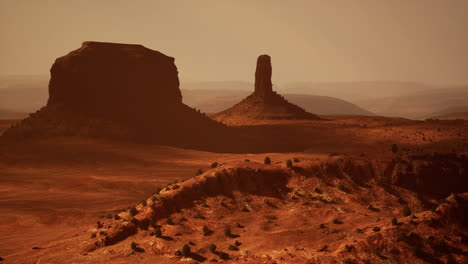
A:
[1,0,468,85]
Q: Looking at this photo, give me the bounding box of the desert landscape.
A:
[1,1,468,264]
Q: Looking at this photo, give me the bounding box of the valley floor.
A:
[0,116,466,263]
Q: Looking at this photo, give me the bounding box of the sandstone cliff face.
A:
[2,42,230,150]
[254,54,273,97]
[48,41,182,122]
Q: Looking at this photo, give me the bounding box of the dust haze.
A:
[1,1,467,264]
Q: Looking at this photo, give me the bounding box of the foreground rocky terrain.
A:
[2,148,466,264]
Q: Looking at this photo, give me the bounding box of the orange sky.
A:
[1,0,467,85]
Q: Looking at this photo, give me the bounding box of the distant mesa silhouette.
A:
[2,41,228,149]
[212,54,320,125]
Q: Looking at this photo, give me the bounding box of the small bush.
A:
[202,225,211,236]
[172,184,179,190]
[166,218,175,225]
[343,259,356,264]
[411,245,422,257]
[338,184,347,192]
[224,227,232,237]
[130,242,138,251]
[319,223,326,229]
[264,157,271,164]
[228,244,238,251]
[244,159,250,162]
[90,233,96,238]
[209,244,217,253]
[106,214,112,219]
[397,233,407,241]
[293,158,300,163]
[196,169,203,175]
[154,227,162,238]
[113,214,121,220]
[141,200,147,206]
[153,188,162,195]
[217,251,229,260]
[391,217,398,225]
[129,207,138,216]
[392,144,398,154]
[211,162,219,168]
[333,219,343,224]
[181,244,191,257]
[402,206,411,217]
[286,159,293,168]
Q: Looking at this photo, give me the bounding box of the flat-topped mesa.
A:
[2,41,233,149]
[254,54,273,96]
[48,41,182,121]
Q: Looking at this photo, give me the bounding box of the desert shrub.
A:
[244,159,250,162]
[217,251,229,260]
[362,260,371,264]
[202,225,211,236]
[154,227,162,238]
[106,214,112,219]
[286,159,293,168]
[397,233,407,241]
[172,184,179,190]
[153,188,162,195]
[264,157,271,164]
[224,227,232,237]
[181,244,191,257]
[166,217,175,225]
[129,206,138,216]
[90,233,96,238]
[392,144,398,154]
[130,242,138,251]
[211,162,219,168]
[228,244,238,251]
[333,219,343,224]
[141,200,147,206]
[373,227,381,232]
[343,259,356,264]
[293,158,300,163]
[209,244,217,253]
[113,214,121,220]
[411,245,422,257]
[438,239,447,249]
[402,206,411,216]
[319,223,326,229]
[338,184,347,192]
[424,236,434,245]
[391,217,398,225]
[196,169,203,175]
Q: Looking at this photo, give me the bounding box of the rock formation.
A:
[254,54,273,96]
[2,41,229,149]
[47,41,183,122]
[213,55,320,125]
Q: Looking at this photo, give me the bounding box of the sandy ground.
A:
[0,117,466,263]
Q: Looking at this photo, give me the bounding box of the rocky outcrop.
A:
[2,41,230,150]
[254,55,273,96]
[383,153,468,197]
[213,55,320,125]
[47,41,183,122]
